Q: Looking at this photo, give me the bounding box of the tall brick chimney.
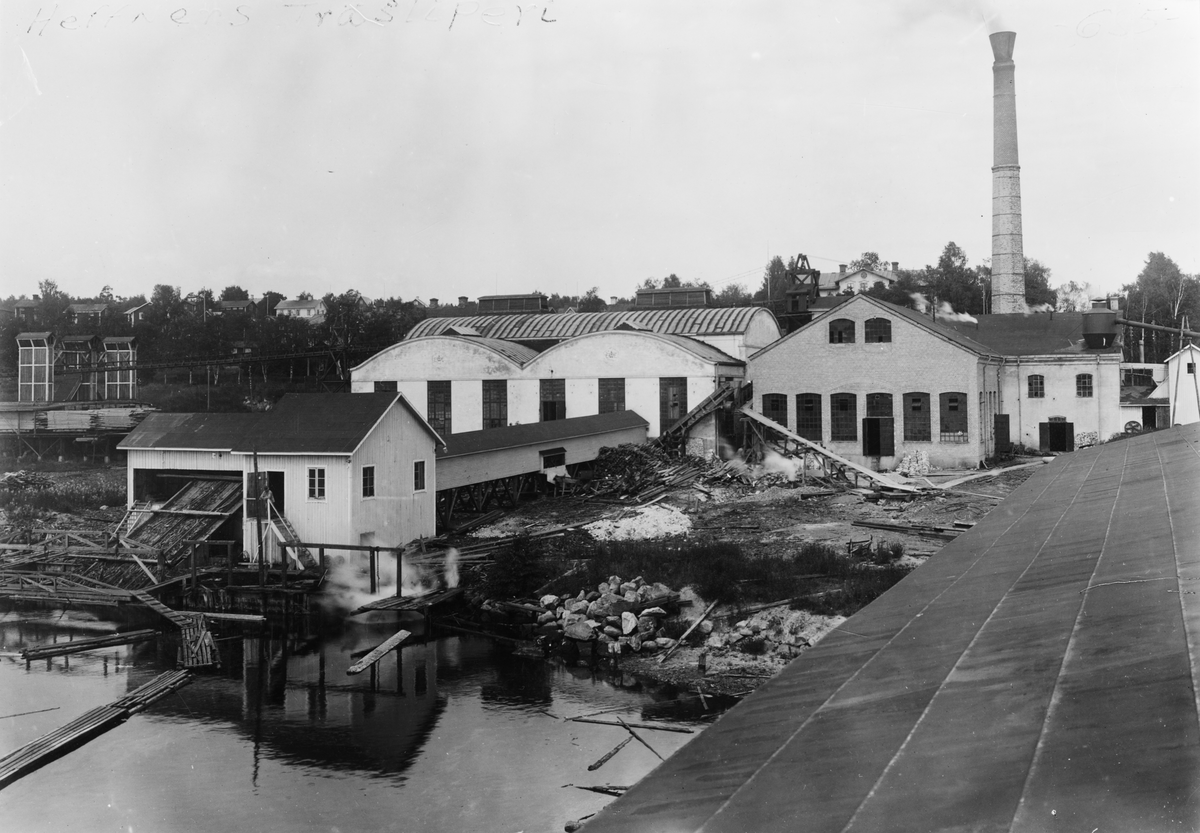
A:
[990,31,1025,314]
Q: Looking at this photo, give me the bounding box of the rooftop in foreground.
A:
[584,423,1200,833]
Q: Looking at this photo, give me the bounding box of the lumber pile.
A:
[583,444,707,503]
[850,519,967,540]
[0,470,51,491]
[0,669,192,790]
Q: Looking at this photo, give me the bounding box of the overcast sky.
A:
[1,0,1196,305]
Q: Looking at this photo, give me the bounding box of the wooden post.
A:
[369,548,378,595]
[253,450,265,589]
[157,549,166,583]
[190,542,198,602]
[281,543,289,590]
[319,546,326,573]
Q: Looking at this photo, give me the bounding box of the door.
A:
[1039,421,1074,452]
[862,417,895,457]
[994,414,1011,455]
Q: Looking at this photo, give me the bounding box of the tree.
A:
[925,242,983,315]
[1023,260,1057,309]
[754,256,790,305]
[848,252,884,272]
[1055,280,1093,312]
[714,283,752,306]
[220,285,250,302]
[1121,252,1200,362]
[578,288,607,312]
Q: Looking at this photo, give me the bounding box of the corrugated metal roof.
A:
[545,331,740,365]
[438,411,648,459]
[406,308,775,341]
[121,393,442,455]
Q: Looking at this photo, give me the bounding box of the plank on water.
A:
[347,629,411,675]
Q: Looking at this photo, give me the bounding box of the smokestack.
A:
[990,31,1025,314]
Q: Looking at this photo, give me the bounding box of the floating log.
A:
[21,629,158,661]
[347,629,411,676]
[0,670,191,790]
[616,716,663,761]
[587,737,632,772]
[571,782,629,795]
[570,717,694,734]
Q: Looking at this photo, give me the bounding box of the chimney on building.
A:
[990,31,1025,314]
[429,298,439,308]
[458,295,468,306]
[891,261,899,273]
[839,264,847,274]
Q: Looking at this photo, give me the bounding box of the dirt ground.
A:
[456,458,1044,696]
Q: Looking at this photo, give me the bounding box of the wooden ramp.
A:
[739,405,918,492]
[0,670,192,791]
[347,629,411,675]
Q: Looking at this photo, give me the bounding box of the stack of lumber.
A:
[0,669,192,790]
[21,629,158,661]
[584,444,706,501]
[125,479,241,572]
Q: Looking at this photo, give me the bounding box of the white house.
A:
[820,265,900,297]
[119,393,442,562]
[274,298,328,324]
[1151,344,1200,426]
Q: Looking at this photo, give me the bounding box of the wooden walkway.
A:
[0,670,192,790]
[131,591,219,669]
[351,586,463,616]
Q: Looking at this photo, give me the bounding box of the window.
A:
[1188,362,1196,375]
[1075,373,1093,398]
[904,392,931,441]
[830,393,857,441]
[308,467,326,500]
[598,378,625,414]
[541,448,566,468]
[660,377,688,431]
[762,394,788,427]
[866,392,893,417]
[1027,375,1045,399]
[373,380,397,392]
[362,466,375,498]
[828,319,856,344]
[482,380,507,429]
[864,318,892,343]
[540,378,566,421]
[796,393,822,441]
[413,460,426,492]
[427,380,451,435]
[940,392,968,442]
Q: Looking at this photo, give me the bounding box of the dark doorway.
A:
[862,417,895,457]
[1038,421,1074,452]
[660,378,688,431]
[1141,406,1158,431]
[994,414,1011,455]
[268,471,285,514]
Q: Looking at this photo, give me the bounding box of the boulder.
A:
[585,591,601,602]
[641,640,659,653]
[637,617,657,638]
[603,625,622,639]
[605,615,622,628]
[705,634,725,649]
[598,582,610,595]
[621,611,638,635]
[640,607,667,618]
[537,611,557,625]
[569,600,590,615]
[540,595,560,609]
[629,634,642,652]
[588,599,611,619]
[619,582,637,596]
[607,594,634,615]
[564,621,597,641]
[657,638,677,651]
[623,591,638,604]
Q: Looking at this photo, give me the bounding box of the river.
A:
[0,610,710,833]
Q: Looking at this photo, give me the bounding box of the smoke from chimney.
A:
[990,31,1025,315]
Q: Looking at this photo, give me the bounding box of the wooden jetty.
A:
[0,670,192,791]
[347,629,411,676]
[21,629,159,661]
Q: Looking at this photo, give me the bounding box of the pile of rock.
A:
[534,575,681,655]
[703,606,844,661]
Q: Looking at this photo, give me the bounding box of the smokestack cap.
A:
[990,31,1016,62]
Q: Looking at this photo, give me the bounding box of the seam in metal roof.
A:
[405,308,776,341]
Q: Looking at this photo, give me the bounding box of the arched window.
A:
[1076,373,1093,398]
[762,394,788,427]
[904,392,931,441]
[796,393,822,441]
[1027,375,1045,398]
[830,393,857,441]
[864,318,892,343]
[866,392,893,416]
[828,319,856,344]
[939,392,968,442]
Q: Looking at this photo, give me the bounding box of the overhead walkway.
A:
[583,423,1200,833]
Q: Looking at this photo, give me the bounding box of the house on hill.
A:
[821,264,901,297]
[748,295,1122,470]
[119,393,442,563]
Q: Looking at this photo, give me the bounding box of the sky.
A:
[1,0,1197,306]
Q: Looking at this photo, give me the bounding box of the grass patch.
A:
[475,534,915,618]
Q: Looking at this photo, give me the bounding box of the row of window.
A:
[1027,374,1094,399]
[828,318,892,344]
[305,462,426,501]
[762,391,969,443]
[376,378,688,434]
